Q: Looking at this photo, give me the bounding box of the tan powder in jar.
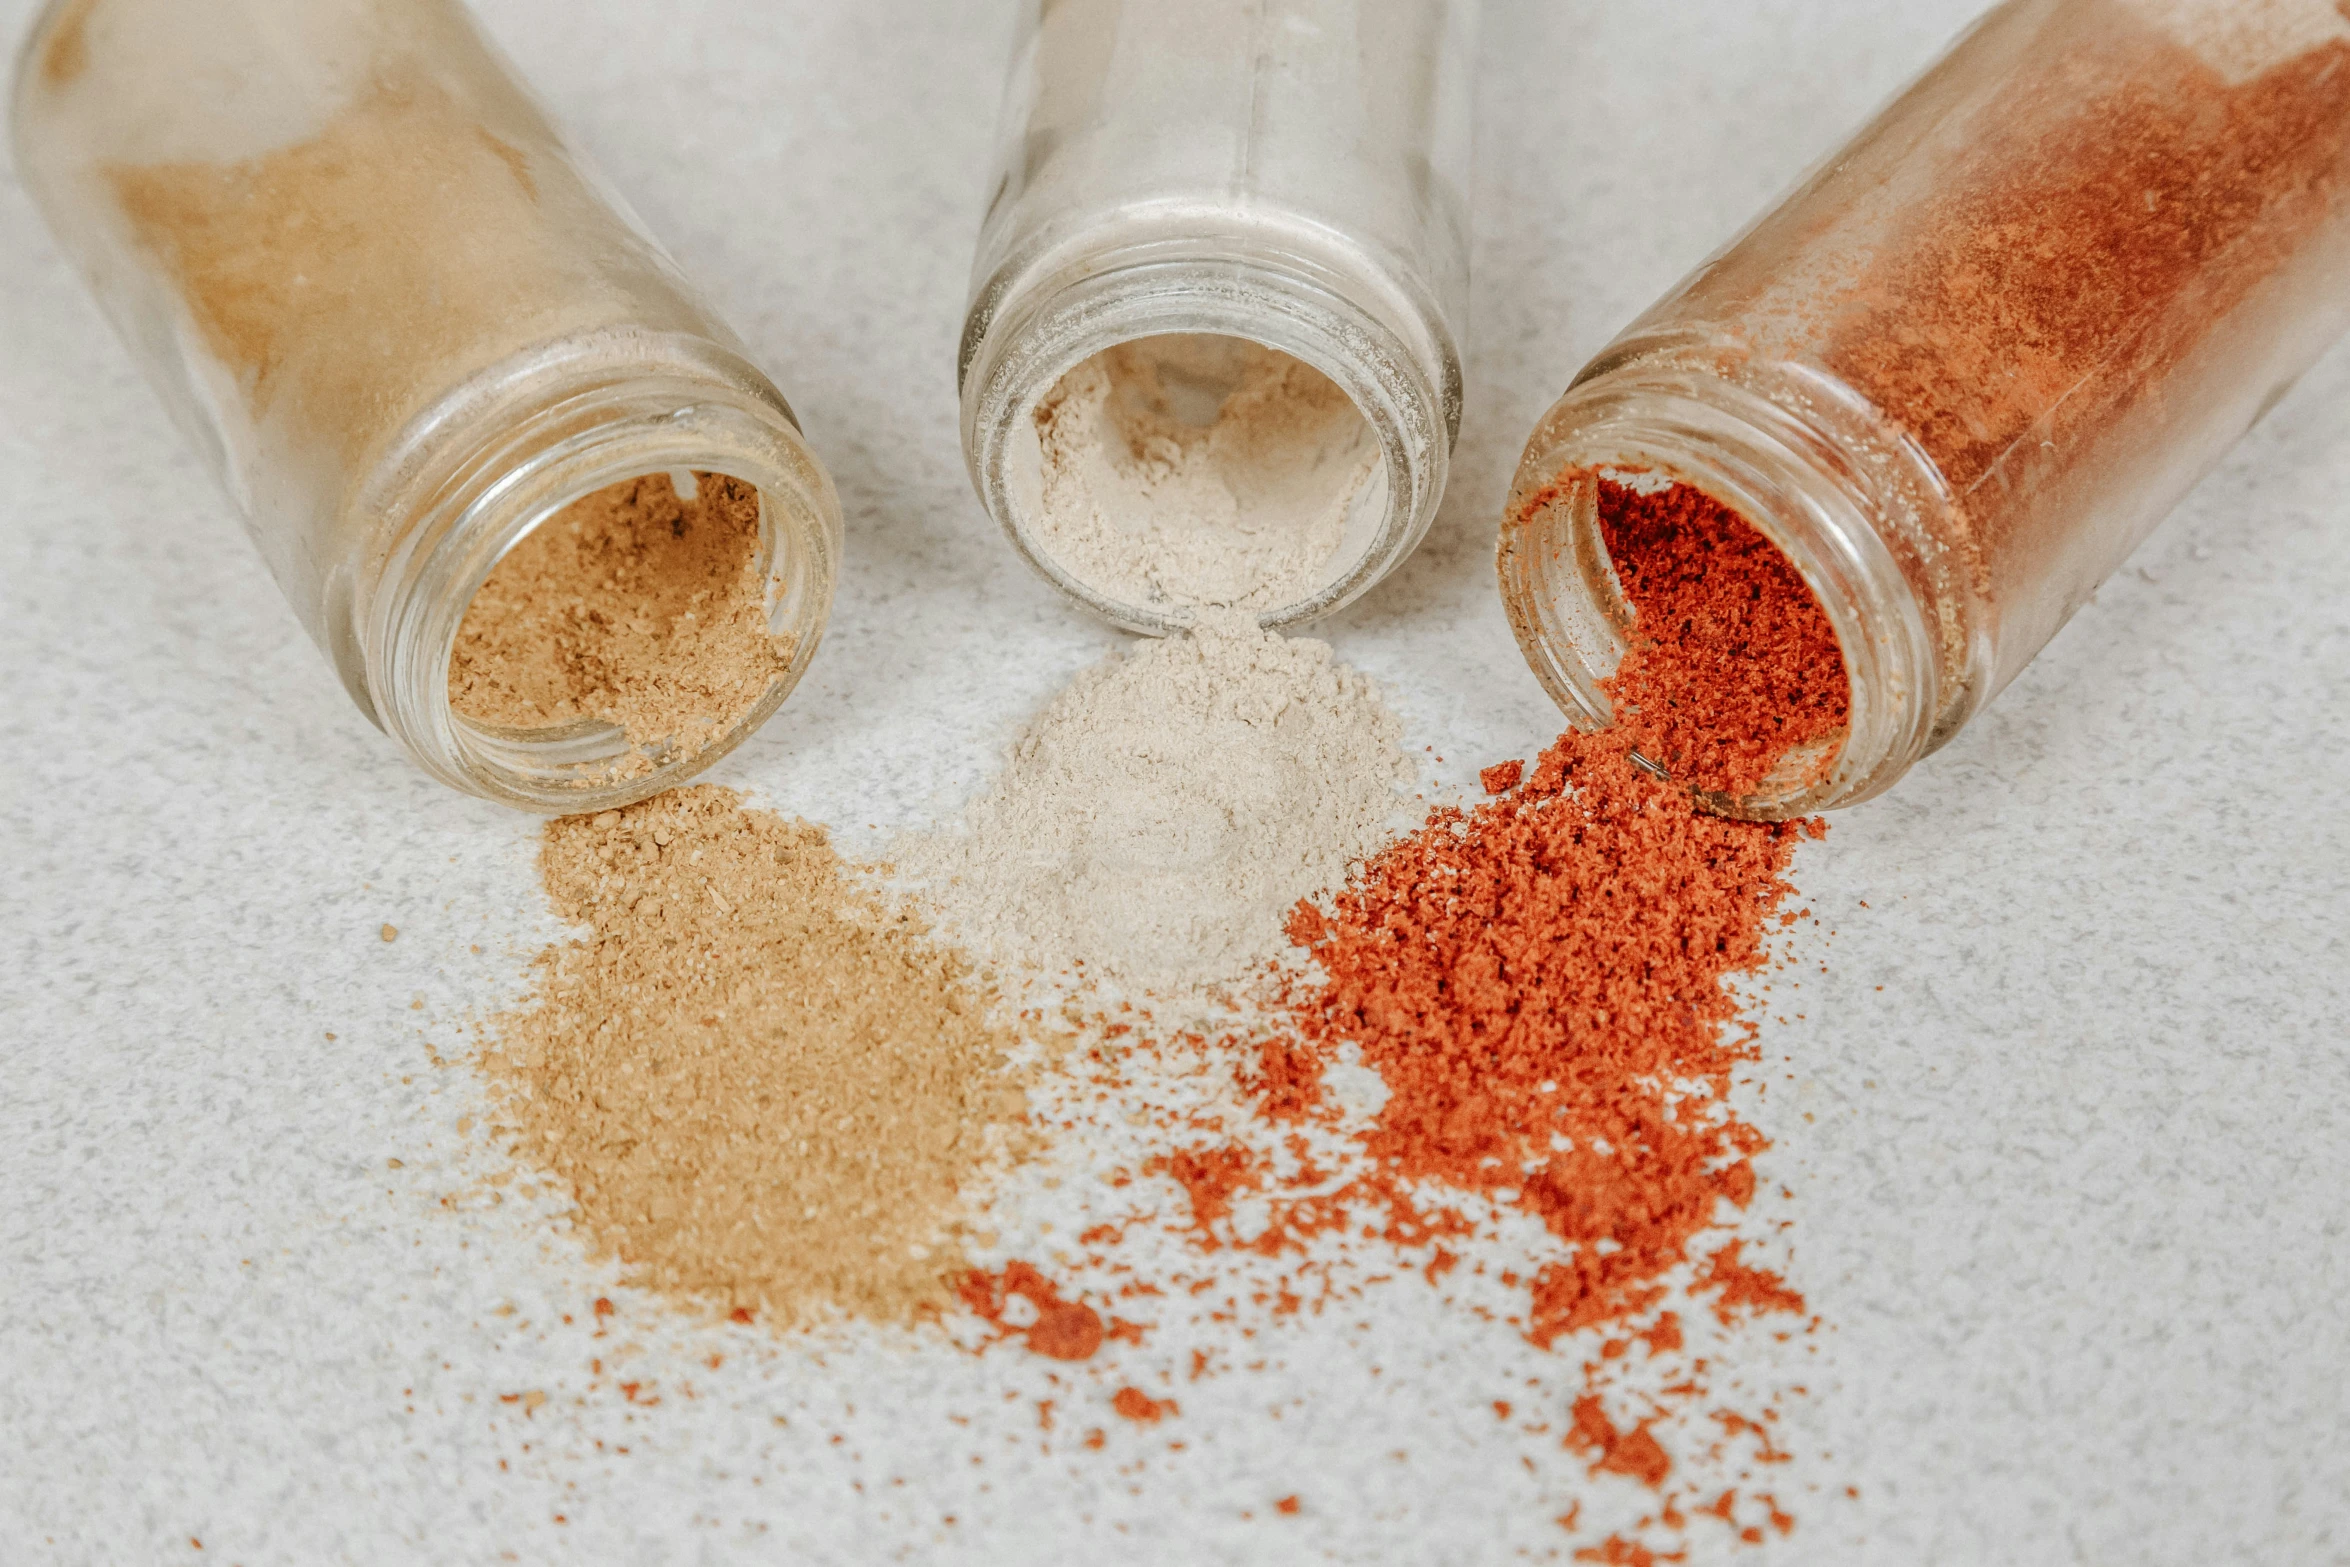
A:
[105,72,641,475]
[1028,335,1382,614]
[482,787,1033,1325]
[447,471,791,774]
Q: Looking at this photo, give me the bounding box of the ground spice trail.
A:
[482,787,1030,1326]
[1021,599,1827,1550]
[1279,722,1815,1348]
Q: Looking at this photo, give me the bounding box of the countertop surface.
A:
[4,1,2347,1563]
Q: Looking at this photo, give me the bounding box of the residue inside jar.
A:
[1026,334,1385,616]
[447,470,790,778]
[1592,474,1851,803]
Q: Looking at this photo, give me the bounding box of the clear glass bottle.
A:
[1499,0,2350,818]
[11,0,841,811]
[961,0,1477,634]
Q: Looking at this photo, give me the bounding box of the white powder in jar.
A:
[891,613,1412,1001]
[1026,334,1385,616]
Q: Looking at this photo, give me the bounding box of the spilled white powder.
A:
[1028,334,1384,615]
[893,613,1412,999]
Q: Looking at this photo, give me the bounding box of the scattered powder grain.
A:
[448,470,789,771]
[482,787,1030,1325]
[958,1262,1107,1361]
[1030,335,1382,614]
[893,614,1411,998]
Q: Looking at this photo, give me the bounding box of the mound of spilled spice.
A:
[958,502,1835,1552]
[449,471,790,774]
[481,787,1031,1324]
[895,613,1409,1000]
[1281,721,1817,1346]
[1595,475,1850,800]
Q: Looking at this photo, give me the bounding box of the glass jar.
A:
[11,0,841,811]
[960,0,1477,634]
[1498,0,2350,818]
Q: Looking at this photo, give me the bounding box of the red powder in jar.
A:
[1593,477,1849,801]
[1811,8,2350,566]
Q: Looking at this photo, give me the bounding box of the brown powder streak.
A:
[38,0,98,85]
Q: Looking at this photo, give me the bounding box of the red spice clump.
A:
[1282,722,1813,1347]
[1143,1146,1257,1246]
[1479,759,1524,794]
[1692,1239,1807,1325]
[1567,1394,1673,1488]
[958,1262,1104,1361]
[1594,477,1848,800]
[1110,1386,1174,1423]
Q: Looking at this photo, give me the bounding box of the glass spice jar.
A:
[1498,0,2350,819]
[960,0,1478,634]
[11,0,842,811]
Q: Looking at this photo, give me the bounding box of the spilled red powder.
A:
[944,476,1829,1556]
[1479,758,1524,794]
[1111,1386,1175,1423]
[1693,1240,1808,1326]
[1575,1537,1687,1567]
[1279,722,1815,1348]
[1569,1395,1673,1489]
[1144,1146,1256,1245]
[1593,476,1849,800]
[1275,1494,1302,1516]
[958,1262,1105,1361]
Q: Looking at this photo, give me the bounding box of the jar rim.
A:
[1498,366,1955,819]
[358,342,840,813]
[961,221,1459,635]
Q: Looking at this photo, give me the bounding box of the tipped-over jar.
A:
[960,0,1477,635]
[1499,0,2350,819]
[12,0,841,811]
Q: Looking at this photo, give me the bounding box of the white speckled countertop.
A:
[3,1,2346,1562]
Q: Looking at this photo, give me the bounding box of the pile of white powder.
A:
[1027,334,1384,615]
[892,613,1412,999]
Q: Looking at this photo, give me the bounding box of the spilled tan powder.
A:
[482,787,1031,1324]
[893,614,1411,1001]
[1030,334,1381,614]
[448,471,789,771]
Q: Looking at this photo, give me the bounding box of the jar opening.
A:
[1574,468,1854,812]
[443,467,800,794]
[1007,332,1390,621]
